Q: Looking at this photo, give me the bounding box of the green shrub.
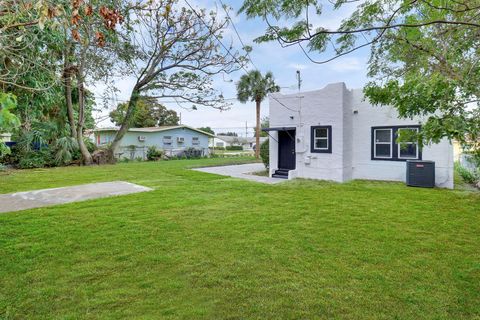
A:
[184,147,202,159]
[212,146,225,150]
[52,136,78,166]
[260,139,269,169]
[84,138,97,153]
[226,145,243,151]
[0,144,19,165]
[18,148,53,169]
[146,146,164,161]
[455,162,479,184]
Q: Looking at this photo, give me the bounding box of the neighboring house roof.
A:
[94,125,215,137]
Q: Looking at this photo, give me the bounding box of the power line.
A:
[217,0,258,71]
[270,95,300,112]
[184,0,250,75]
[92,95,238,104]
[93,93,300,105]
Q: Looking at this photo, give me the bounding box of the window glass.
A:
[397,128,418,159]
[311,126,332,153]
[375,144,391,157]
[315,139,328,149]
[315,128,328,138]
[374,129,392,158]
[399,144,417,158]
[163,136,172,145]
[375,129,391,142]
[372,126,420,160]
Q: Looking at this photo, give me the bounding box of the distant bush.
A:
[212,146,225,150]
[182,147,203,159]
[18,148,53,169]
[260,139,269,169]
[226,146,243,151]
[146,146,164,161]
[84,138,97,153]
[0,144,19,166]
[455,162,479,184]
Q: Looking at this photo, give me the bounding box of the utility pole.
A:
[179,112,182,124]
[245,121,248,138]
[296,70,302,92]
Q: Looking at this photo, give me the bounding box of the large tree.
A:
[107,0,246,161]
[1,0,127,165]
[110,96,179,127]
[240,0,480,150]
[62,0,125,164]
[236,70,279,158]
[197,126,215,135]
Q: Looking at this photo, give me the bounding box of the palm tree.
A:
[236,70,280,158]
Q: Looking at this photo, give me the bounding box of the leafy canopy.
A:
[110,96,179,128]
[236,70,280,103]
[197,127,215,135]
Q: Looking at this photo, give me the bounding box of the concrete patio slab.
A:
[192,163,286,184]
[0,181,152,213]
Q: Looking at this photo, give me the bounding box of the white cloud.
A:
[327,57,365,72]
[288,63,308,70]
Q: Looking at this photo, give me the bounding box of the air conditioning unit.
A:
[406,160,435,188]
[177,137,185,143]
[138,136,146,142]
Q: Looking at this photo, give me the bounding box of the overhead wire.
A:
[184,0,250,75]
[217,0,258,71]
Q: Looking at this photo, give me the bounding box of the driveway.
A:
[0,181,152,213]
[192,163,285,184]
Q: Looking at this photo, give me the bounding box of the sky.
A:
[91,0,371,137]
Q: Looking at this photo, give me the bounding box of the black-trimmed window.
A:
[371,125,421,161]
[311,125,332,153]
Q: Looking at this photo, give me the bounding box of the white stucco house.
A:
[265,82,454,188]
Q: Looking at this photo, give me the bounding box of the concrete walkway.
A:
[0,181,152,213]
[192,163,286,184]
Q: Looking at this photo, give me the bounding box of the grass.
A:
[454,163,479,192]
[0,157,479,319]
[249,169,269,177]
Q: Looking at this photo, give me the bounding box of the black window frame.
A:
[371,125,422,161]
[311,125,332,153]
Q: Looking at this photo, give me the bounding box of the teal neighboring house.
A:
[94,125,214,159]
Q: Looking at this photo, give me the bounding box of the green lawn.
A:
[0,158,479,319]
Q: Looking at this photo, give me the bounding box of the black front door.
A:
[278,130,295,170]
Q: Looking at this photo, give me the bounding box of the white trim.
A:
[313,127,329,151]
[374,128,392,158]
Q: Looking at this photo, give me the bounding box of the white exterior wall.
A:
[269,83,454,188]
[350,89,453,188]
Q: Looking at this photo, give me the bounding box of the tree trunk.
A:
[63,44,76,139]
[255,99,261,159]
[107,86,141,163]
[76,56,93,165]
